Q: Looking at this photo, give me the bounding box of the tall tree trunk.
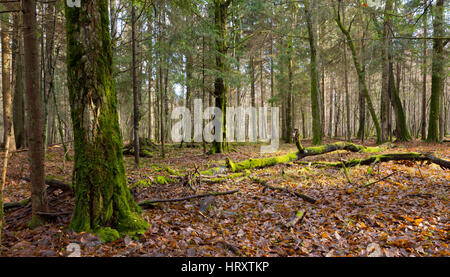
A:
[65,0,148,235]
[1,9,16,151]
[380,0,392,143]
[131,1,140,167]
[344,39,351,141]
[421,0,428,140]
[335,3,381,144]
[427,0,445,142]
[12,11,26,149]
[42,3,57,152]
[23,0,48,228]
[305,0,322,145]
[211,0,231,153]
[147,15,153,140]
[328,81,334,137]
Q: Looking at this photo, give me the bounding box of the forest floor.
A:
[1,139,449,257]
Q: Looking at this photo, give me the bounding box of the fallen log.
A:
[226,141,386,173]
[250,177,317,204]
[138,189,239,208]
[296,152,450,170]
[21,177,73,192]
[286,210,306,228]
[360,172,396,188]
[4,178,73,211]
[3,198,31,210]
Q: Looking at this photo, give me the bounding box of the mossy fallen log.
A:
[296,152,450,170]
[199,166,228,176]
[226,141,386,173]
[3,198,31,211]
[226,153,298,173]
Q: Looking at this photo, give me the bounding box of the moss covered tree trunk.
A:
[66,0,148,238]
[427,0,445,142]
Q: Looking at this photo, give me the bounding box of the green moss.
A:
[164,166,180,175]
[133,179,153,188]
[46,174,65,181]
[227,153,298,173]
[200,166,227,176]
[28,215,45,229]
[97,227,120,242]
[66,0,148,239]
[141,149,153,157]
[154,176,168,185]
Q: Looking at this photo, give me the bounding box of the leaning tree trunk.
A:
[23,0,48,228]
[335,6,381,144]
[65,0,148,236]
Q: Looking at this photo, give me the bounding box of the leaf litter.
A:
[1,139,448,257]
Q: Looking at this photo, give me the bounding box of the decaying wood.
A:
[286,210,306,227]
[250,176,317,204]
[199,196,215,213]
[138,189,239,208]
[360,172,396,188]
[226,141,386,173]
[296,152,450,170]
[4,198,30,210]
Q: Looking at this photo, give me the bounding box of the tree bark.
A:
[427,0,445,142]
[131,1,140,167]
[421,0,428,140]
[23,0,49,228]
[12,11,26,149]
[305,0,322,145]
[65,0,148,234]
[211,0,231,153]
[1,9,16,151]
[335,3,381,144]
[380,0,392,143]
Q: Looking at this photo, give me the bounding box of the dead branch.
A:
[296,153,450,170]
[250,177,317,204]
[138,189,239,208]
[21,177,73,192]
